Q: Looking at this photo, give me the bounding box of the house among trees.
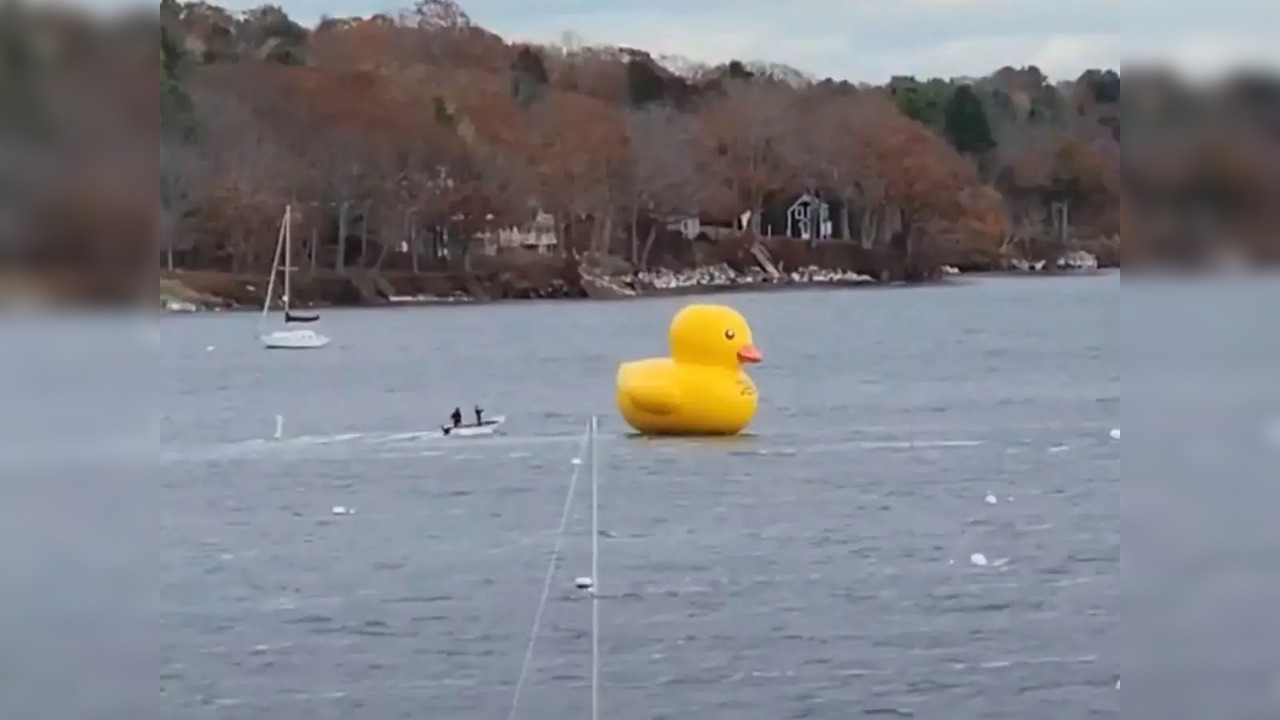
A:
[474,210,559,255]
[759,191,843,243]
[145,0,1146,289]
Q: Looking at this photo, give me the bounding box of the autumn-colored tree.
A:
[699,80,801,230]
[110,0,1280,286]
[622,106,707,265]
[523,91,629,253]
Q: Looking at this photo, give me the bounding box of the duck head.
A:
[669,303,762,368]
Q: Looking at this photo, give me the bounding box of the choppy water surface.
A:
[160,276,1120,719]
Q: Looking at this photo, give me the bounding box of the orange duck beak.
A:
[736,344,762,363]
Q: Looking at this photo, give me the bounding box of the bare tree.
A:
[700,80,800,230]
[159,139,209,270]
[192,88,295,273]
[623,106,705,266]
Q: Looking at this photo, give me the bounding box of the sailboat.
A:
[259,205,330,349]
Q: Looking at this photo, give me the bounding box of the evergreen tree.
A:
[889,76,952,130]
[0,1,42,137]
[943,84,995,156]
[626,59,666,107]
[160,15,198,142]
[509,46,548,109]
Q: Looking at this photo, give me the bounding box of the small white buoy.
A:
[571,457,582,465]
[969,553,989,567]
[1109,428,1120,440]
[574,576,594,590]
[984,493,998,505]
[274,414,284,440]
[331,505,352,515]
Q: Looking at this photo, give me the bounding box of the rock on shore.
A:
[159,262,881,312]
[1006,251,1100,273]
[160,277,229,312]
[628,264,875,290]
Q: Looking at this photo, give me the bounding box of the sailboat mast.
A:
[282,205,292,314]
[589,415,600,720]
[261,209,286,320]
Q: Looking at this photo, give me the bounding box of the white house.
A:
[663,215,701,239]
[475,210,559,255]
[786,191,833,241]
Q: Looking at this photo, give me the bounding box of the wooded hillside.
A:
[7,0,1279,294]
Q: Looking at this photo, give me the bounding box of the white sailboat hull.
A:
[441,415,506,437]
[260,328,330,349]
[259,205,331,350]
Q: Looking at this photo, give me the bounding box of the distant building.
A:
[760,190,843,242]
[475,210,559,255]
[662,215,701,239]
[784,191,833,241]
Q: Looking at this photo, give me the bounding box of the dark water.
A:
[155,275,1120,719]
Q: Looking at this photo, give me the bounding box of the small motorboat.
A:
[441,415,506,437]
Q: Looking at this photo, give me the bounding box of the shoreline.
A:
[158,270,1123,315]
[156,249,1115,314]
[164,276,908,313]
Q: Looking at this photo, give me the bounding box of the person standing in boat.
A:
[474,405,484,425]
[450,407,463,428]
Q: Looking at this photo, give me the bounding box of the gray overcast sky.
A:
[106,0,1280,82]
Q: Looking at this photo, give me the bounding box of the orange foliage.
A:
[147,3,1186,278]
[698,81,802,213]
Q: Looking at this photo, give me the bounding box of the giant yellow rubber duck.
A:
[616,303,762,436]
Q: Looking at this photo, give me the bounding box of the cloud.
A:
[151,0,1280,82]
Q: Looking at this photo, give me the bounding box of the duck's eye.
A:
[724,329,736,340]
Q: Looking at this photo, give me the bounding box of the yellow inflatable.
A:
[616,303,762,436]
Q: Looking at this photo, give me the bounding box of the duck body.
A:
[615,304,762,436]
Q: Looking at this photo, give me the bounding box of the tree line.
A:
[9,1,1278,284]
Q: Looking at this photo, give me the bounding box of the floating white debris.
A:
[571,457,583,465]
[331,506,353,515]
[984,493,998,505]
[574,576,594,590]
[1109,428,1120,440]
[969,553,989,567]
[991,557,1010,568]
[206,345,215,352]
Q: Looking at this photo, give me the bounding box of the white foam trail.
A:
[855,440,985,449]
[376,431,439,443]
[157,421,1004,466]
[290,432,363,446]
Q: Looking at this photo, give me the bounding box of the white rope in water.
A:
[506,419,592,720]
[589,415,600,720]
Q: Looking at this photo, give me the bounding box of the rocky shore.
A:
[575,263,879,300]
[160,263,883,311]
[158,253,1106,313]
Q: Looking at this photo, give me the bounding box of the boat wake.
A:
[156,424,1007,466]
[149,418,1117,466]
